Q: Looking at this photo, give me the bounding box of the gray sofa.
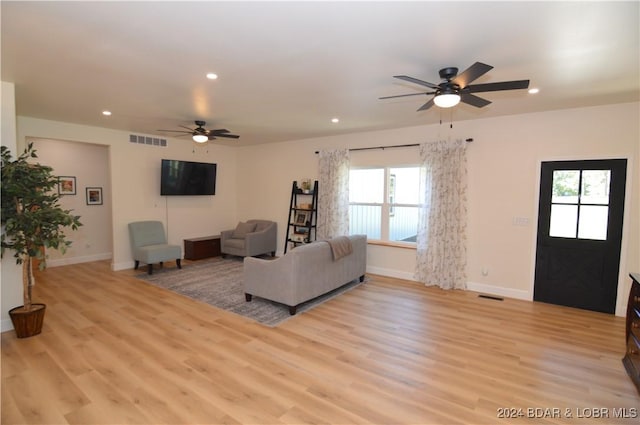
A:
[243,234,367,314]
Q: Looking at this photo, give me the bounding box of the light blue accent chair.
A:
[128,221,182,275]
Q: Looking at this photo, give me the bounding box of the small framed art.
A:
[294,211,309,226]
[58,176,76,195]
[86,187,103,205]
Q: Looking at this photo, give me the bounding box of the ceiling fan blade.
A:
[460,93,491,108]
[213,133,240,139]
[393,75,439,89]
[179,125,197,131]
[451,62,493,87]
[157,129,192,134]
[209,129,231,134]
[464,80,530,93]
[379,92,434,100]
[417,98,435,111]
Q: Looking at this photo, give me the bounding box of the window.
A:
[549,169,611,240]
[349,166,421,243]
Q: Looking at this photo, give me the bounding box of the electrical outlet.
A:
[512,216,530,226]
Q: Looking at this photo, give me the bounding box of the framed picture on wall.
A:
[86,187,103,205]
[57,176,76,195]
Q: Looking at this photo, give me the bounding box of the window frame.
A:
[549,168,612,241]
[349,165,420,246]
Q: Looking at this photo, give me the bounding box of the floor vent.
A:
[478,294,504,301]
[129,134,167,147]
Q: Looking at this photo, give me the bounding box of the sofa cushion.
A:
[254,221,271,232]
[232,221,256,239]
[135,243,181,264]
[225,238,246,249]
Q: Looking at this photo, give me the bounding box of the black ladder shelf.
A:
[284,180,318,253]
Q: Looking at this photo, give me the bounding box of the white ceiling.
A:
[2,1,639,147]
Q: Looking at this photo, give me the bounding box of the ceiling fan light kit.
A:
[192,134,209,143]
[381,62,529,111]
[433,92,461,108]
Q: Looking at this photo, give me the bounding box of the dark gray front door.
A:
[534,159,627,314]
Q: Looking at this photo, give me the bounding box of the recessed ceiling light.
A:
[331,118,339,123]
[102,110,112,116]
[206,73,218,80]
[528,88,539,94]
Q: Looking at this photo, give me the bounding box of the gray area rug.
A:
[135,257,364,326]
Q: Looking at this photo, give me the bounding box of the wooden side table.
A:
[184,235,221,260]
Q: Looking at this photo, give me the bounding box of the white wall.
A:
[16,117,239,271]
[236,102,639,316]
[30,138,112,265]
[1,81,23,332]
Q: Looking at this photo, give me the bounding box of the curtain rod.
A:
[315,138,473,154]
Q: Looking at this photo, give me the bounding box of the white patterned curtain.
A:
[415,139,468,290]
[317,149,350,239]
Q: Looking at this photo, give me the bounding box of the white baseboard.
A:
[1,318,14,333]
[466,281,531,301]
[366,266,417,282]
[365,267,532,301]
[48,252,112,268]
[112,260,135,271]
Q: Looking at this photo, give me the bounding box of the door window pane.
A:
[550,204,577,238]
[577,205,608,240]
[581,170,610,205]
[549,168,611,240]
[552,170,579,204]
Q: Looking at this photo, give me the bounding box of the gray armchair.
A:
[128,220,182,274]
[221,219,277,258]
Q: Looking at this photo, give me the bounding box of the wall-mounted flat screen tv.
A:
[161,159,217,196]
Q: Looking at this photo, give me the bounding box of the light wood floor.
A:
[2,260,639,424]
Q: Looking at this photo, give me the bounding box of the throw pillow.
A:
[232,221,257,239]
[254,221,270,232]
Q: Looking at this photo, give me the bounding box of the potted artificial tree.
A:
[1,143,81,338]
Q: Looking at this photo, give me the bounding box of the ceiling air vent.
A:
[129,134,167,147]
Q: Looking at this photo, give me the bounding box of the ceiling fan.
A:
[380,62,530,111]
[158,120,240,143]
